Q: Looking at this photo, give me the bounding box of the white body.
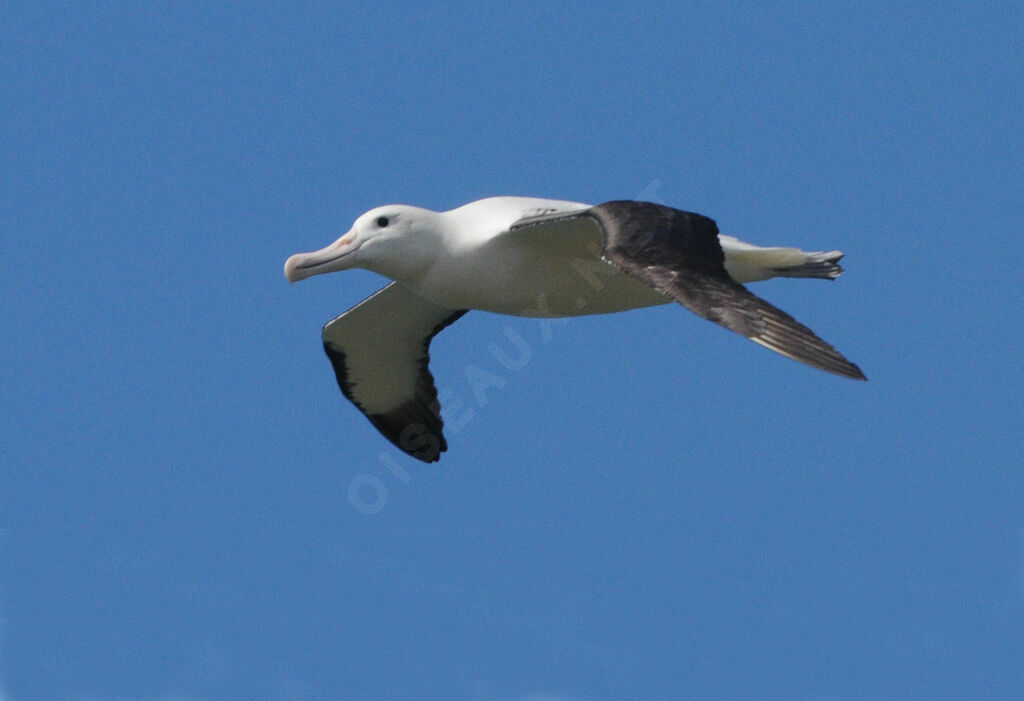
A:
[417,197,664,316]
[286,196,834,318]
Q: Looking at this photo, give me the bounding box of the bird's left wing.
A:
[321,282,467,462]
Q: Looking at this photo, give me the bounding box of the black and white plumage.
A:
[285,197,865,462]
[320,283,465,461]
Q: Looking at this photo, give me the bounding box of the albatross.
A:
[285,197,865,462]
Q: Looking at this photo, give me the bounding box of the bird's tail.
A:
[719,235,845,283]
[769,249,845,280]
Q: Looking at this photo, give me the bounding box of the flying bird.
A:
[285,197,865,462]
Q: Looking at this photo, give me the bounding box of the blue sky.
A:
[2,2,1021,699]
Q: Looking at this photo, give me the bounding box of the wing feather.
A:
[586,201,866,380]
[322,282,467,462]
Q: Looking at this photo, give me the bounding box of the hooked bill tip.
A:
[284,253,305,283]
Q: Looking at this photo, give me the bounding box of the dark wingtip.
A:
[832,362,867,381]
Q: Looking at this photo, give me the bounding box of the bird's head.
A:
[284,204,439,283]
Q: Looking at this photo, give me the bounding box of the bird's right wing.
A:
[512,201,865,380]
[590,201,866,380]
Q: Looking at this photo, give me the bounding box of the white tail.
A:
[719,234,844,283]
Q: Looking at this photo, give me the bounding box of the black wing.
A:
[322,282,467,462]
[584,201,866,380]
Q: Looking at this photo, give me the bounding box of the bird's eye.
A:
[376,216,389,227]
